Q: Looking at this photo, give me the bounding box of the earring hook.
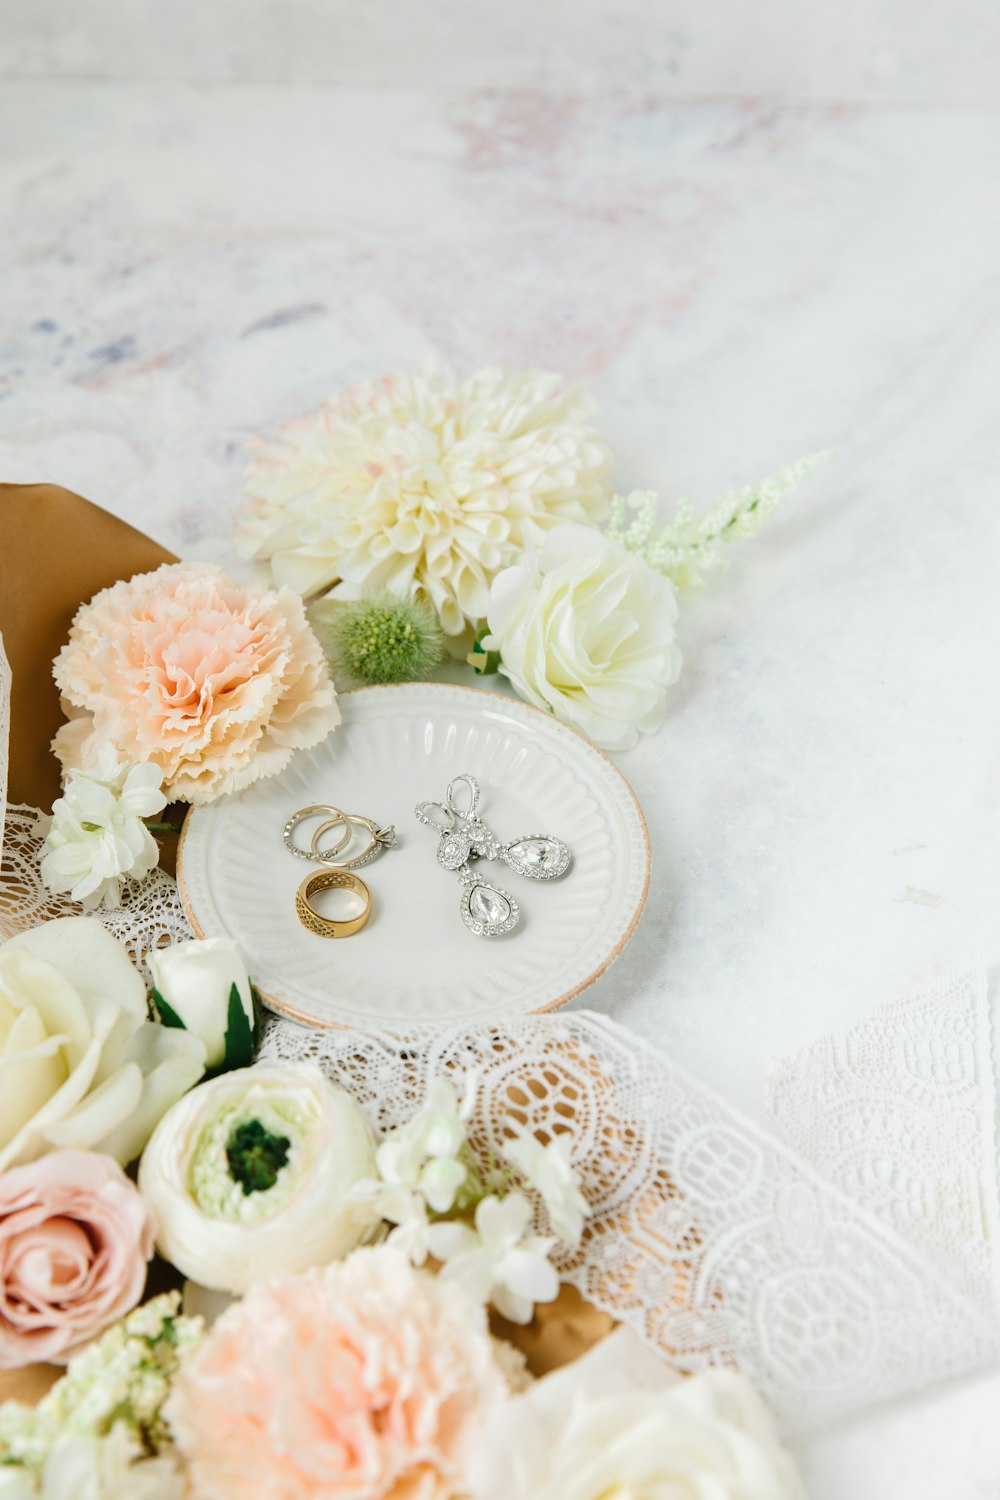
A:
[414,800,455,834]
[446,774,480,820]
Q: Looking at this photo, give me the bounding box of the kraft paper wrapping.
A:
[0,482,611,1407]
[494,1282,615,1375]
[0,482,176,815]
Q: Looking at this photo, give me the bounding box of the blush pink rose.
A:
[166,1247,508,1500]
[53,562,341,805]
[0,1150,155,1367]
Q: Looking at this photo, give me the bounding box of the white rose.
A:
[138,1064,377,1293]
[0,918,206,1172]
[149,938,256,1071]
[484,524,682,752]
[468,1327,805,1500]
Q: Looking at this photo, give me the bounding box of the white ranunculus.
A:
[484,523,682,752]
[0,919,206,1172]
[40,745,166,911]
[468,1327,805,1500]
[148,938,256,1071]
[138,1064,377,1293]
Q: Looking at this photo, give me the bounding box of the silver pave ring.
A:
[282,804,352,864]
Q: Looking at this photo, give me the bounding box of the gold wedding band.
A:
[294,869,373,938]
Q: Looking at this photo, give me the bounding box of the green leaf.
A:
[221,983,255,1072]
[467,634,501,676]
[150,987,187,1030]
[249,985,263,1049]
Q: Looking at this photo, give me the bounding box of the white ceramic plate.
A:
[178,684,649,1027]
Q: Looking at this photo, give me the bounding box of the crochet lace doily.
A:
[0,805,194,965]
[2,640,999,1432]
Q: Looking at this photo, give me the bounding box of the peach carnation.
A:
[166,1247,509,1500]
[53,562,340,805]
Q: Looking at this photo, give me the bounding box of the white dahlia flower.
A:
[239,363,614,637]
[138,1064,376,1293]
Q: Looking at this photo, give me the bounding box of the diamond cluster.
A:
[415,776,569,940]
[437,830,472,871]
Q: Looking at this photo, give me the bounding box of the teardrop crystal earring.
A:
[414,797,520,937]
[444,774,571,882]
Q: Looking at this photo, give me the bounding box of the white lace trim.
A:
[767,968,1000,1312]
[256,1006,1000,1431]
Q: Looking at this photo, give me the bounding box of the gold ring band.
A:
[295,869,373,938]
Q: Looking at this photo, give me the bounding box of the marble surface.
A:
[3,0,1000,105]
[3,79,1000,1496]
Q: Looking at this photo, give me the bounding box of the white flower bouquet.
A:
[0,984,805,1498]
[239,358,828,749]
[0,358,827,1496]
[21,357,824,922]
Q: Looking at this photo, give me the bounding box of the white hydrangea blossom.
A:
[367,1076,479,1216]
[428,1193,559,1325]
[356,1077,592,1323]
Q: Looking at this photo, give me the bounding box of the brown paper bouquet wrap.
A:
[0,484,175,1404]
[0,483,176,815]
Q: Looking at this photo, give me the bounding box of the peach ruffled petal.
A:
[53,563,340,805]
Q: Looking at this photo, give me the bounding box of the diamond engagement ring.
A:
[310,814,397,871]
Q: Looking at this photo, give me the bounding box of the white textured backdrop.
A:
[2,4,1000,1495]
[2,0,999,104]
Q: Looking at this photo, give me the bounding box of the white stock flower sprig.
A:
[0,1292,200,1495]
[40,742,168,910]
[605,451,831,590]
[352,1079,591,1324]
